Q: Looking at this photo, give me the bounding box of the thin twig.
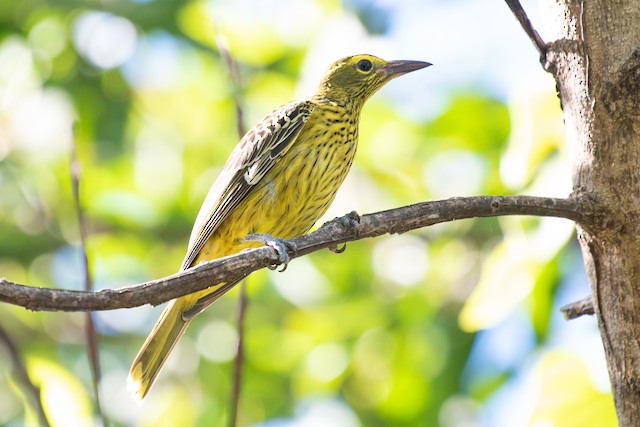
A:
[504,0,547,62]
[217,34,245,138]
[215,33,248,427]
[561,295,594,319]
[0,323,51,427]
[70,126,107,426]
[0,195,587,312]
[230,283,247,427]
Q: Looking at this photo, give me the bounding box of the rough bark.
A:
[541,1,640,424]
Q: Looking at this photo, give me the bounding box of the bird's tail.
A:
[128,299,191,401]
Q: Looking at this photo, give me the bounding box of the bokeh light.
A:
[73,12,137,70]
[0,0,613,426]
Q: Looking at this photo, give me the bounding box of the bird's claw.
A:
[244,233,296,272]
[328,243,347,254]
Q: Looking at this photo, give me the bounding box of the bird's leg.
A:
[322,210,361,254]
[244,233,297,272]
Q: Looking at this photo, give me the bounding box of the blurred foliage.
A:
[0,1,616,427]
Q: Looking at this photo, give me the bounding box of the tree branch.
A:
[504,0,547,62]
[0,195,586,312]
[561,295,595,319]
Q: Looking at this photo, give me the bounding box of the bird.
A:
[128,54,431,400]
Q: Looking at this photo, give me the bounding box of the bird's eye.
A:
[356,59,373,73]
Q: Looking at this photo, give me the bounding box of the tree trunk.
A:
[541,1,640,424]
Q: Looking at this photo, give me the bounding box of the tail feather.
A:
[128,300,191,401]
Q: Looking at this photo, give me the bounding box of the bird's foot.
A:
[321,210,360,230]
[339,210,361,228]
[244,233,297,272]
[322,211,361,254]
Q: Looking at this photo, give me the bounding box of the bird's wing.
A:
[180,100,315,271]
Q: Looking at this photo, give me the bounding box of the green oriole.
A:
[128,54,431,400]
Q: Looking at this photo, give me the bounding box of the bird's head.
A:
[314,54,431,107]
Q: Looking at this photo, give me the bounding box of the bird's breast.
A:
[257,105,359,236]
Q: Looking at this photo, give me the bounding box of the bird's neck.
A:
[310,91,364,116]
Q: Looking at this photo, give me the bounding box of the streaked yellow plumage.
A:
[128,54,430,400]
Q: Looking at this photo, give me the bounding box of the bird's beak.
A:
[383,60,432,78]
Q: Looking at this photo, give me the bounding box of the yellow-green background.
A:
[0,0,617,426]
